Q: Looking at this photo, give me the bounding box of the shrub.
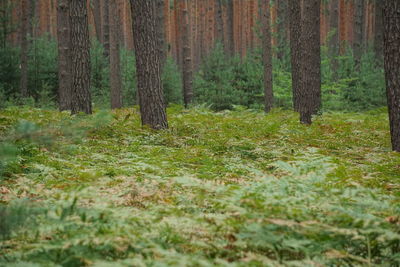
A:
[162,56,183,105]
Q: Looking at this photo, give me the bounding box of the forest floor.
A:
[0,106,400,266]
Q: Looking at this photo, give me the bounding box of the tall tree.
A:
[226,0,235,56]
[383,0,400,151]
[130,0,168,129]
[182,0,193,107]
[57,0,72,111]
[92,0,102,42]
[109,0,122,109]
[102,0,110,59]
[276,0,288,60]
[374,0,384,63]
[300,0,321,124]
[260,0,273,112]
[69,0,92,114]
[19,0,33,98]
[215,0,224,46]
[289,0,302,112]
[156,0,167,71]
[0,0,14,49]
[329,0,339,81]
[353,0,365,70]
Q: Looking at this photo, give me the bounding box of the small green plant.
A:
[0,200,41,240]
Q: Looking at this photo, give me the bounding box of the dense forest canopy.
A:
[1,0,400,266]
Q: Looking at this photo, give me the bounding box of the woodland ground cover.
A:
[0,106,400,266]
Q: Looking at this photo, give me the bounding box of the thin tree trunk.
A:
[289,0,302,112]
[374,0,383,63]
[57,0,72,111]
[260,0,273,112]
[182,0,193,107]
[383,0,400,152]
[19,0,32,98]
[69,0,92,115]
[277,0,288,60]
[353,0,365,71]
[300,0,321,124]
[92,0,102,42]
[109,0,122,109]
[102,0,110,59]
[226,0,234,56]
[130,0,168,130]
[329,0,339,81]
[215,0,224,46]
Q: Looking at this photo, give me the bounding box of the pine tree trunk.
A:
[374,0,384,63]
[260,0,273,112]
[353,0,365,71]
[226,0,234,56]
[102,0,110,59]
[92,0,102,42]
[130,0,168,130]
[19,0,32,98]
[215,0,224,46]
[57,0,72,111]
[182,0,193,107]
[329,0,339,81]
[109,0,122,109]
[300,0,321,124]
[156,0,167,71]
[383,0,400,152]
[289,0,302,112]
[69,0,92,115]
[277,0,288,60]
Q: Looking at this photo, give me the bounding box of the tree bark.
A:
[374,0,384,63]
[300,0,321,124]
[182,0,193,107]
[289,0,302,112]
[329,0,339,81]
[277,0,288,60]
[353,0,365,71]
[260,0,273,112]
[92,0,102,42]
[19,0,32,98]
[383,0,400,152]
[226,0,234,56]
[156,0,167,71]
[215,0,224,46]
[57,0,72,111]
[109,0,122,109]
[102,0,110,59]
[69,0,92,115]
[130,0,168,130]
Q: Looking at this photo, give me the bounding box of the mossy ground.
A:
[0,106,399,266]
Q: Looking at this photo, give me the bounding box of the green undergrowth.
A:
[0,106,399,266]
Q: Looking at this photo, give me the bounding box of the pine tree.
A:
[69,0,92,114]
[130,0,168,129]
[57,0,72,111]
[182,0,193,107]
[260,0,273,112]
[353,0,365,71]
[329,0,339,81]
[383,0,400,151]
[300,0,321,124]
[109,0,122,109]
[289,0,302,112]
